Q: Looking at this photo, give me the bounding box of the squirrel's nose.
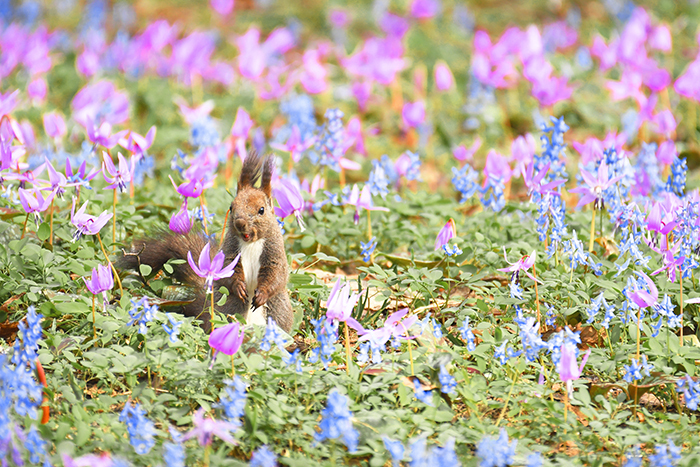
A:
[234,218,247,232]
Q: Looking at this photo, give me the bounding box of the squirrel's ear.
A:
[239,151,263,190]
[261,156,274,199]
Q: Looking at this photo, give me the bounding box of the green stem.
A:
[48,197,55,245]
[344,321,351,376]
[680,271,684,348]
[96,232,123,296]
[112,189,117,253]
[589,207,596,253]
[92,294,96,344]
[496,373,517,427]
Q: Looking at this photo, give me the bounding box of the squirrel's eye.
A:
[258,207,265,215]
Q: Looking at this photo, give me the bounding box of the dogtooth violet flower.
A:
[325,278,359,323]
[71,198,113,240]
[346,184,389,224]
[273,178,306,231]
[187,242,241,293]
[569,161,622,209]
[209,321,245,359]
[434,60,454,91]
[102,151,134,192]
[435,218,457,250]
[84,264,114,307]
[169,200,192,235]
[183,408,239,446]
[270,125,316,163]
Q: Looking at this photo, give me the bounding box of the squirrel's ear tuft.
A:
[261,155,274,199]
[238,151,264,190]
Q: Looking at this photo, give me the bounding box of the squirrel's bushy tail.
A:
[118,230,215,323]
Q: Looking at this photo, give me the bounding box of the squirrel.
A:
[118,152,294,333]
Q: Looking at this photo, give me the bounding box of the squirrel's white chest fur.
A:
[240,238,267,325]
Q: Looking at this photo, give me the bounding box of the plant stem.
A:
[220,208,229,246]
[496,373,517,427]
[48,197,55,245]
[92,294,96,343]
[231,354,235,378]
[112,189,117,253]
[532,262,541,328]
[680,271,684,348]
[21,213,28,239]
[344,321,351,376]
[204,444,210,467]
[589,207,596,253]
[96,232,123,296]
[636,306,641,361]
[200,193,209,235]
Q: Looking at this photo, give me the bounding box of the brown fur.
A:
[118,153,294,332]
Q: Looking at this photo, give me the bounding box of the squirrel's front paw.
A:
[252,288,268,308]
[234,280,247,300]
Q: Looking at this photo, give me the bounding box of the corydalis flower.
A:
[273,179,306,232]
[71,198,113,240]
[187,242,240,293]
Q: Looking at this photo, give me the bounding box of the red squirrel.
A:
[119,152,294,332]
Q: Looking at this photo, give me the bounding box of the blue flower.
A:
[315,389,358,452]
[190,117,220,149]
[431,438,459,466]
[369,160,390,198]
[163,441,185,467]
[622,446,643,467]
[451,165,480,203]
[127,297,158,335]
[476,428,517,467]
[480,175,505,212]
[162,313,182,343]
[25,425,48,464]
[648,440,681,467]
[413,378,434,406]
[439,365,457,394]
[526,452,543,467]
[623,355,652,383]
[383,436,404,467]
[361,237,378,263]
[676,375,699,411]
[260,317,287,352]
[250,445,277,467]
[119,401,156,455]
[283,348,303,373]
[280,93,316,141]
[494,341,521,365]
[459,317,476,351]
[216,377,248,426]
[308,317,338,368]
[442,243,463,256]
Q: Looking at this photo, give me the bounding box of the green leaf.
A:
[37,222,50,241]
[139,264,152,276]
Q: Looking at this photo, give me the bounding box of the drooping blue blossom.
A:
[12,306,43,368]
[119,401,156,455]
[439,365,457,394]
[162,441,185,467]
[282,348,303,373]
[585,292,616,328]
[622,355,652,383]
[361,237,377,263]
[280,93,316,141]
[443,243,463,256]
[25,425,49,464]
[368,160,390,198]
[666,156,687,196]
[132,154,155,186]
[358,340,384,365]
[514,314,547,362]
[314,389,358,452]
[648,440,682,466]
[383,436,405,467]
[451,164,480,203]
[480,175,505,212]
[545,303,557,326]
[430,318,443,338]
[250,445,277,467]
[308,317,338,368]
[190,117,221,149]
[316,108,346,171]
[508,281,524,300]
[409,436,430,466]
[399,151,422,181]
[431,438,460,466]
[260,317,288,352]
[494,340,521,365]
[476,428,517,467]
[216,377,248,428]
[526,452,543,467]
[162,313,182,343]
[127,296,158,335]
[633,142,664,197]
[676,375,700,410]
[414,378,434,406]
[459,317,476,351]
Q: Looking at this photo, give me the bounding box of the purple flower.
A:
[84,264,114,306]
[434,61,454,91]
[498,248,537,282]
[102,151,135,192]
[453,137,481,163]
[410,0,441,19]
[66,159,101,187]
[569,161,622,209]
[350,308,418,349]
[483,150,512,184]
[630,272,659,308]
[72,80,129,128]
[37,157,79,198]
[273,178,306,232]
[187,242,240,293]
[210,0,234,16]
[434,219,456,250]
[209,321,245,359]
[346,184,389,224]
[270,125,316,163]
[88,121,129,149]
[28,77,47,103]
[119,126,156,158]
[71,199,113,240]
[401,101,425,130]
[325,278,359,323]
[0,89,19,119]
[42,111,66,140]
[169,200,192,235]
[18,187,54,215]
[182,408,238,446]
[558,342,590,397]
[300,49,329,94]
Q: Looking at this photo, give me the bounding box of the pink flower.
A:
[183,408,238,447]
[349,309,419,348]
[208,321,244,358]
[558,342,591,397]
[498,248,537,282]
[187,242,240,292]
[410,0,440,19]
[434,219,456,250]
[453,138,482,163]
[656,140,676,165]
[88,121,128,149]
[569,161,622,209]
[379,13,410,39]
[119,126,157,158]
[434,61,454,91]
[102,152,135,192]
[27,77,47,103]
[630,272,659,308]
[401,101,425,130]
[169,200,192,235]
[71,199,113,240]
[270,126,316,163]
[329,8,349,28]
[18,188,54,215]
[84,264,114,305]
[43,111,66,140]
[210,0,234,16]
[174,97,215,125]
[347,184,389,224]
[351,81,372,111]
[325,279,359,323]
[300,49,328,94]
[483,150,511,184]
[273,178,306,231]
